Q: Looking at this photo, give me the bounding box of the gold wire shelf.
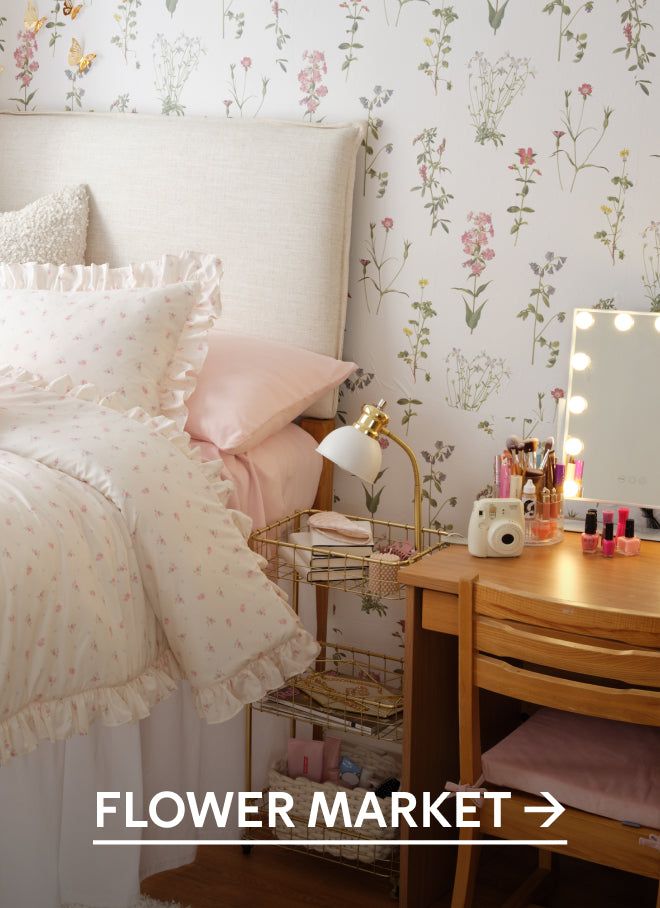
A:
[243,799,400,888]
[253,642,404,742]
[249,509,446,601]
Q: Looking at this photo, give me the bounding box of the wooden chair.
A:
[450,576,660,908]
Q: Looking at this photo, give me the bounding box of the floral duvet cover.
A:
[0,367,318,764]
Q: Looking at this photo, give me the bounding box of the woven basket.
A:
[268,745,400,863]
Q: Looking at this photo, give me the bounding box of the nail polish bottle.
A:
[616,507,629,539]
[601,510,614,548]
[616,519,641,556]
[602,522,615,558]
[581,510,599,553]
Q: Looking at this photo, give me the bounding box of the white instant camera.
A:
[467,498,525,558]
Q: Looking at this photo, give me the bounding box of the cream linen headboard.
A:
[0,111,363,418]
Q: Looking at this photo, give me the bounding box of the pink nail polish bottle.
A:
[616,507,629,539]
[601,510,614,548]
[616,519,641,556]
[602,522,615,558]
[581,510,599,553]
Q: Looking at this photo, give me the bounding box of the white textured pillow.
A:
[0,282,212,427]
[0,185,89,265]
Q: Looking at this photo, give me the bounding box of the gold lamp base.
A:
[353,400,423,553]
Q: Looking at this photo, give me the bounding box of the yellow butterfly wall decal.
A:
[24,0,46,33]
[68,37,96,73]
[63,1,83,19]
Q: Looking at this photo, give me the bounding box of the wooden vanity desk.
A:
[397,532,660,908]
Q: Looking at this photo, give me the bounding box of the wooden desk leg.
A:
[316,584,328,649]
[400,586,459,908]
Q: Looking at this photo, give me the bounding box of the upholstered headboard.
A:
[0,111,362,418]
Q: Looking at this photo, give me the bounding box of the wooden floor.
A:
[142,844,658,908]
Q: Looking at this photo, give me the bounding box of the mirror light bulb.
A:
[655,316,660,334]
[575,311,595,330]
[564,437,584,457]
[614,313,634,332]
[568,395,588,414]
[564,479,580,499]
[571,352,591,371]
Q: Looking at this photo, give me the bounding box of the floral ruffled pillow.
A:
[0,252,223,428]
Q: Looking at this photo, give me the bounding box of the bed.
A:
[0,111,362,908]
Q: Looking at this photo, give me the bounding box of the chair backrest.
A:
[457,577,660,783]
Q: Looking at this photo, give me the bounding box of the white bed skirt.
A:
[0,684,286,908]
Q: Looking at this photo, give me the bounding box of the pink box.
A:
[287,738,325,783]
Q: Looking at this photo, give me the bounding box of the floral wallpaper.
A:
[1,0,659,642]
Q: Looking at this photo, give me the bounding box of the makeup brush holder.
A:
[524,496,564,546]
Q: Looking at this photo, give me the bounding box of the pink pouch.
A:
[308,511,372,541]
[287,738,325,783]
[322,736,341,783]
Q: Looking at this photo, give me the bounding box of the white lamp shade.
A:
[316,426,383,484]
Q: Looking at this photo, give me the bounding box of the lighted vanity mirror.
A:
[563,309,660,508]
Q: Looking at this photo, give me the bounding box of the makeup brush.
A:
[545,450,557,490]
[505,435,525,472]
[539,436,555,471]
[523,437,539,470]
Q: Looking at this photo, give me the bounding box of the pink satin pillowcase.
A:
[185,331,356,454]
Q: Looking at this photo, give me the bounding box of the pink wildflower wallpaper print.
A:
[10,27,39,110]
[1,0,659,647]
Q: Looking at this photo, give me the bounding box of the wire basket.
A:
[244,797,400,883]
[249,509,446,600]
[253,641,404,742]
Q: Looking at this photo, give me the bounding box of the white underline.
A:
[93,839,568,847]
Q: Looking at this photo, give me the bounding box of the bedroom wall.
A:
[1,0,659,644]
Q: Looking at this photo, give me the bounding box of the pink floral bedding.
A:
[0,366,318,764]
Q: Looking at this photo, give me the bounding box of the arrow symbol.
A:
[524,792,565,828]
